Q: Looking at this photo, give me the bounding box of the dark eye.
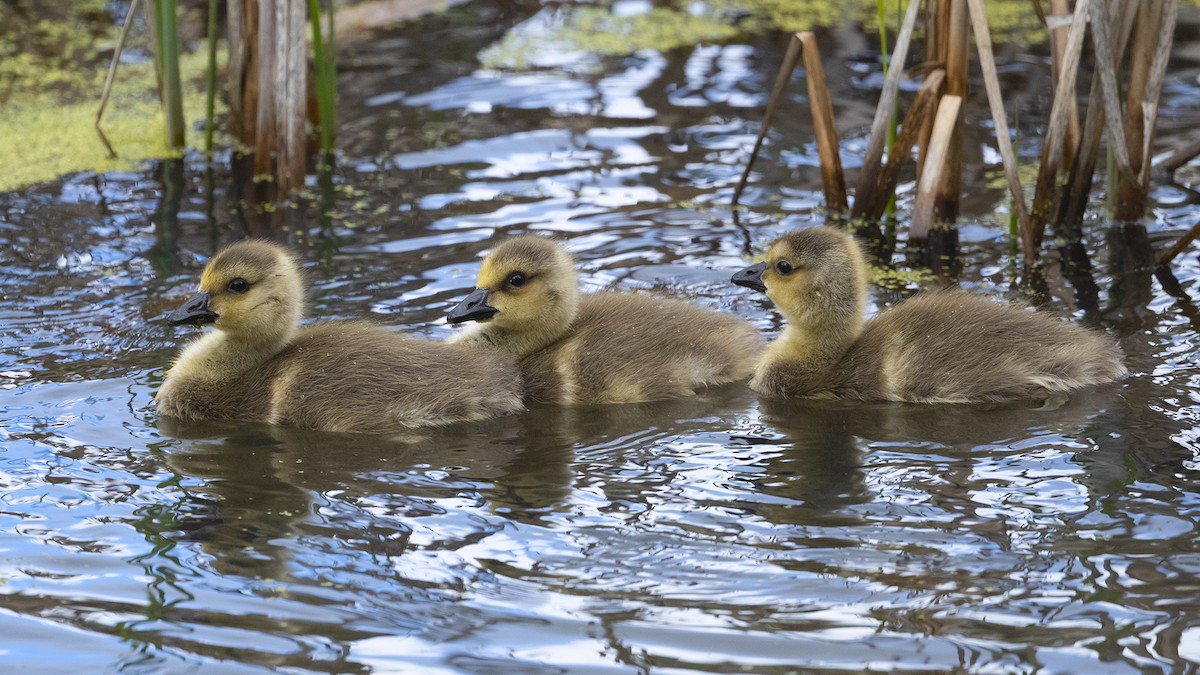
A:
[228,278,250,294]
[506,272,527,288]
[775,260,794,275]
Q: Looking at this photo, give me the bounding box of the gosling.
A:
[446,236,764,405]
[731,227,1127,403]
[156,240,523,433]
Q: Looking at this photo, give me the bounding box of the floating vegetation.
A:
[0,49,220,192]
[482,0,1055,70]
[0,0,114,103]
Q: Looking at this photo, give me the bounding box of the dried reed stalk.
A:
[254,0,276,175]
[1057,0,1137,234]
[910,95,962,242]
[1089,0,1137,188]
[931,0,968,225]
[1027,0,1089,250]
[1048,0,1080,171]
[853,0,923,216]
[1157,136,1200,175]
[1110,0,1178,221]
[965,0,1031,259]
[1115,2,1162,220]
[96,0,142,158]
[857,68,946,223]
[732,33,846,214]
[275,0,308,196]
[227,0,257,147]
[1158,220,1200,269]
[797,32,847,214]
[1155,217,1198,298]
[1133,0,1178,184]
[732,35,802,207]
[917,0,949,181]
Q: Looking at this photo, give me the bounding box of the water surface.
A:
[3,2,1200,672]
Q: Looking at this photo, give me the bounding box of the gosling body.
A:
[733,227,1126,403]
[448,236,764,405]
[157,240,523,433]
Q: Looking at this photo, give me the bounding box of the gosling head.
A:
[447,236,580,353]
[732,227,867,333]
[167,240,305,345]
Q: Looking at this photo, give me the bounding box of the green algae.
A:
[0,0,226,192]
[482,0,1059,71]
[0,0,113,103]
[870,264,934,290]
[0,48,224,193]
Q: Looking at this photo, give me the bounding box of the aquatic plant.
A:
[153,0,186,151]
[309,0,337,156]
[0,48,215,192]
[737,0,1185,278]
[0,0,113,103]
[224,0,337,197]
[90,0,337,196]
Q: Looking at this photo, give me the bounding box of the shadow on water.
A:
[145,159,186,277]
[748,388,1128,520]
[1106,220,1156,329]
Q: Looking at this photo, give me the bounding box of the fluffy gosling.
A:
[447,236,764,405]
[731,227,1127,402]
[156,240,523,433]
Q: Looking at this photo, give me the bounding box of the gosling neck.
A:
[768,316,861,372]
[170,323,299,382]
[769,275,867,374]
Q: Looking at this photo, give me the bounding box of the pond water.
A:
[3,2,1200,672]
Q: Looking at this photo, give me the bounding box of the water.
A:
[3,2,1200,672]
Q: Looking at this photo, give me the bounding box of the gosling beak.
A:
[731,262,767,293]
[167,291,219,327]
[447,288,499,324]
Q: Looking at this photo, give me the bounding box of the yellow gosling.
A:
[732,227,1127,403]
[156,240,523,433]
[447,236,764,405]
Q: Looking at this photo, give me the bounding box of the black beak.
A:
[447,288,499,324]
[167,291,218,327]
[731,262,767,293]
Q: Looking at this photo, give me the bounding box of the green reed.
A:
[153,0,185,151]
[204,0,218,155]
[309,0,337,155]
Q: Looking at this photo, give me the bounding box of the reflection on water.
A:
[1,0,1200,671]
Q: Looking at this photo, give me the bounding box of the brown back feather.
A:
[158,322,523,432]
[521,293,764,404]
[758,291,1126,402]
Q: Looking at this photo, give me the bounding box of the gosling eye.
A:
[227,278,250,294]
[506,272,527,288]
[775,260,794,276]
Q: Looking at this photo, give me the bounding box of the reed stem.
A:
[797,32,847,214]
[205,0,219,155]
[309,0,337,154]
[876,0,899,220]
[732,34,802,208]
[910,94,961,242]
[156,0,186,151]
[852,0,922,220]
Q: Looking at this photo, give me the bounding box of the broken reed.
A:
[98,0,339,198]
[205,0,219,154]
[734,0,1185,271]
